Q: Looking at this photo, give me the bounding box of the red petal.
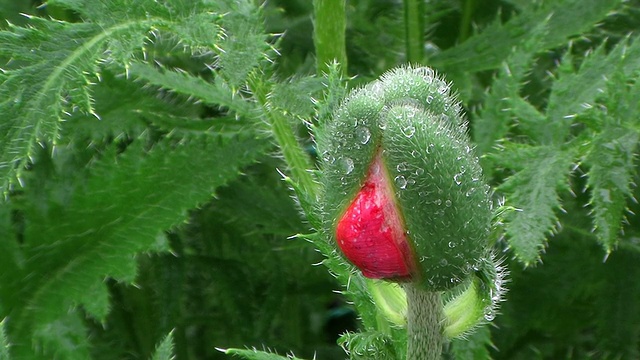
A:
[335,152,415,280]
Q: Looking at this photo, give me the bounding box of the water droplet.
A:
[407,178,416,186]
[448,241,455,248]
[484,310,495,321]
[342,157,354,174]
[440,259,448,266]
[402,125,416,138]
[395,175,407,189]
[396,162,407,172]
[454,173,462,185]
[356,127,371,144]
[465,188,475,197]
[426,95,434,104]
[426,144,434,154]
[411,150,419,158]
[445,199,452,207]
[435,199,442,206]
[378,121,387,130]
[415,168,425,176]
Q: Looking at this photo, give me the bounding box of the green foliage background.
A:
[0,0,639,359]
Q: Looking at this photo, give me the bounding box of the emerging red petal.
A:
[335,152,415,280]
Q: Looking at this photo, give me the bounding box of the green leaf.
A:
[128,63,254,116]
[585,73,640,253]
[339,331,398,360]
[1,133,267,359]
[0,0,231,192]
[544,35,640,145]
[474,18,549,154]
[586,126,639,252]
[221,348,307,360]
[213,1,270,88]
[431,0,623,73]
[150,331,175,360]
[499,146,574,265]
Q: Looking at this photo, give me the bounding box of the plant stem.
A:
[313,0,347,76]
[404,0,424,63]
[404,284,444,360]
[458,0,475,43]
[248,76,319,204]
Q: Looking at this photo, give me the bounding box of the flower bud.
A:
[318,66,492,291]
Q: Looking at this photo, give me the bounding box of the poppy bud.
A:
[318,66,492,291]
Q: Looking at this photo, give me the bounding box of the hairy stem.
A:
[248,77,318,204]
[313,0,347,76]
[404,0,424,63]
[405,284,444,360]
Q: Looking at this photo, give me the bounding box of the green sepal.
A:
[382,103,491,290]
[317,85,384,238]
[367,280,408,326]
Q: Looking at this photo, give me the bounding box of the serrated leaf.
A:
[431,0,623,73]
[544,35,640,144]
[499,146,574,264]
[128,63,254,116]
[270,76,324,119]
[213,1,270,88]
[0,0,232,192]
[222,348,306,360]
[586,128,639,251]
[339,331,398,360]
[151,330,175,360]
[474,19,549,154]
[1,133,267,359]
[62,70,194,141]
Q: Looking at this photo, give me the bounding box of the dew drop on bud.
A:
[445,199,452,207]
[484,310,495,321]
[356,127,371,144]
[402,125,416,138]
[341,157,354,174]
[415,168,425,176]
[426,144,434,154]
[454,173,462,185]
[395,175,407,189]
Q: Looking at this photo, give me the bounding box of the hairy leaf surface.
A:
[499,146,574,264]
[1,133,266,359]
